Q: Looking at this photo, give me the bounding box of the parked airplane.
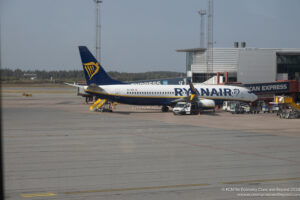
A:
[73,46,257,112]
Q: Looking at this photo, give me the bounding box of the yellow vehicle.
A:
[273,96,300,119]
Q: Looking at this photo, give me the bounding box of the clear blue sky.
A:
[1,0,300,72]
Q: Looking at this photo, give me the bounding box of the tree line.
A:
[0,69,185,83]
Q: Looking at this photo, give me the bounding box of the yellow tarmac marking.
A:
[222,177,300,185]
[64,183,210,194]
[21,192,56,198]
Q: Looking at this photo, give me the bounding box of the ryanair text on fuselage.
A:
[174,87,240,97]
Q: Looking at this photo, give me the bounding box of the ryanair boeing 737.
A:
[73,46,257,112]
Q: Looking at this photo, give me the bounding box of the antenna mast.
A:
[94,0,102,62]
[198,10,206,49]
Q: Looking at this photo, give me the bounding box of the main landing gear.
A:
[161,106,169,112]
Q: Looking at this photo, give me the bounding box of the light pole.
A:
[198,10,206,49]
[94,0,102,62]
[207,0,214,80]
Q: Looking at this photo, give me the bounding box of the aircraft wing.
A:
[171,97,190,103]
[189,81,199,101]
[86,84,104,93]
[64,82,84,88]
[65,82,104,94]
[171,96,210,104]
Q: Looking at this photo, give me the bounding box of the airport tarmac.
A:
[2,88,300,199]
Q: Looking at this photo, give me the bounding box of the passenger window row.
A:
[126,91,175,95]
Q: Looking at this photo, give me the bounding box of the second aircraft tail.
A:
[78,46,124,85]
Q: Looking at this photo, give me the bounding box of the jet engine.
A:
[198,99,215,108]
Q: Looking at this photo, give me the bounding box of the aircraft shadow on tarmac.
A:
[199,111,220,116]
[109,110,220,116]
[111,111,162,115]
[57,101,76,105]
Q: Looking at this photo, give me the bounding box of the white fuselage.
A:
[85,84,257,106]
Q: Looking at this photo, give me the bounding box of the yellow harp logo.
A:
[83,62,100,80]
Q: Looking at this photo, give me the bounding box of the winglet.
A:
[189,82,198,101]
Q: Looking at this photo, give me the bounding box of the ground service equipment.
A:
[274,96,300,119]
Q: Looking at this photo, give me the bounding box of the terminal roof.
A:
[176,48,206,52]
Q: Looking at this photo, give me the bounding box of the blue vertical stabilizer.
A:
[78,46,125,85]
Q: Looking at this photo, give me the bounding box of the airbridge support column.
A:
[217,72,228,84]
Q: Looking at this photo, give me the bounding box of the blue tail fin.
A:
[78,46,124,85]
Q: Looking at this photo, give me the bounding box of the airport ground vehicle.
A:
[273,96,300,119]
[262,104,271,113]
[229,102,252,114]
[222,101,231,111]
[172,102,200,115]
[279,107,300,119]
[272,104,280,113]
[230,102,245,114]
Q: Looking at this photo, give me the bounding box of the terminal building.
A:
[177,46,300,84]
[177,45,300,101]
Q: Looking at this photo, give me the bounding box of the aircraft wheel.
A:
[161,106,169,112]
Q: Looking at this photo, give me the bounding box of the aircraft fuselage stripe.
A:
[85,89,250,102]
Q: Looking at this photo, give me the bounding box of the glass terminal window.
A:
[277,54,300,80]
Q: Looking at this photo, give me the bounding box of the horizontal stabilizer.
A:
[86,84,104,93]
